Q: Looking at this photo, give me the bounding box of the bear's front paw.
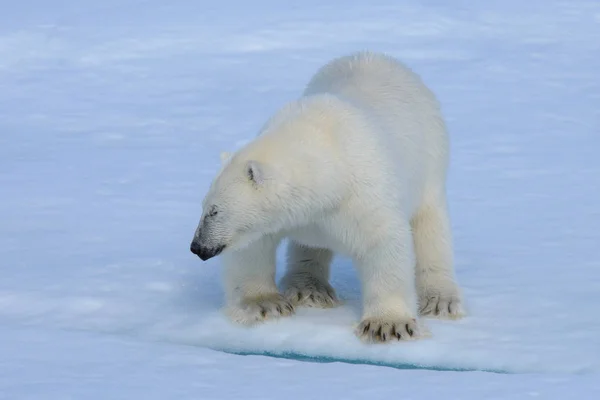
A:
[355,317,422,343]
[281,274,339,309]
[419,293,465,320]
[226,293,295,325]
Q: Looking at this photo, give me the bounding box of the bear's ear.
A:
[245,160,265,186]
[220,151,232,165]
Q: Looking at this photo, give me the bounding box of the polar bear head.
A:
[190,99,349,261]
[190,150,300,261]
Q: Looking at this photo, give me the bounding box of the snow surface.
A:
[2,0,600,398]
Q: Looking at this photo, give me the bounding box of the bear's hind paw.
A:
[419,293,465,320]
[282,276,339,309]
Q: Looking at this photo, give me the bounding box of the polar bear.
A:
[190,51,465,343]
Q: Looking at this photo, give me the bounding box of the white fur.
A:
[194,51,465,342]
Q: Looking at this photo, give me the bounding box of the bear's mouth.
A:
[190,243,226,261]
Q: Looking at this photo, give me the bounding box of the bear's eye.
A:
[207,206,218,218]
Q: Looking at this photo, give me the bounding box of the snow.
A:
[1,0,600,398]
[5,327,600,400]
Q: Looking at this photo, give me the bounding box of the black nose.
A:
[190,241,202,256]
[190,241,225,261]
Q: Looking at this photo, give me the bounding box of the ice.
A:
[1,0,599,398]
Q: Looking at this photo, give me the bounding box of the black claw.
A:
[448,302,452,314]
[435,303,440,315]
[309,294,315,302]
[381,333,387,342]
[375,325,382,341]
[362,323,371,335]
[260,307,267,318]
[297,292,302,301]
[395,332,402,340]
[420,298,430,313]
[276,305,282,314]
[406,324,413,336]
[286,304,293,312]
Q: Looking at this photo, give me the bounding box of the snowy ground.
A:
[2,0,600,398]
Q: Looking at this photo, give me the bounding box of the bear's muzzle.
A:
[190,240,225,261]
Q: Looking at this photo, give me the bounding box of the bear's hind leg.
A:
[280,242,339,309]
[412,199,466,319]
[223,235,294,325]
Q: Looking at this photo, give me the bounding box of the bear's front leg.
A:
[222,235,294,325]
[354,231,425,343]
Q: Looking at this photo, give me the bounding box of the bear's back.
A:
[303,51,449,200]
[303,51,438,119]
